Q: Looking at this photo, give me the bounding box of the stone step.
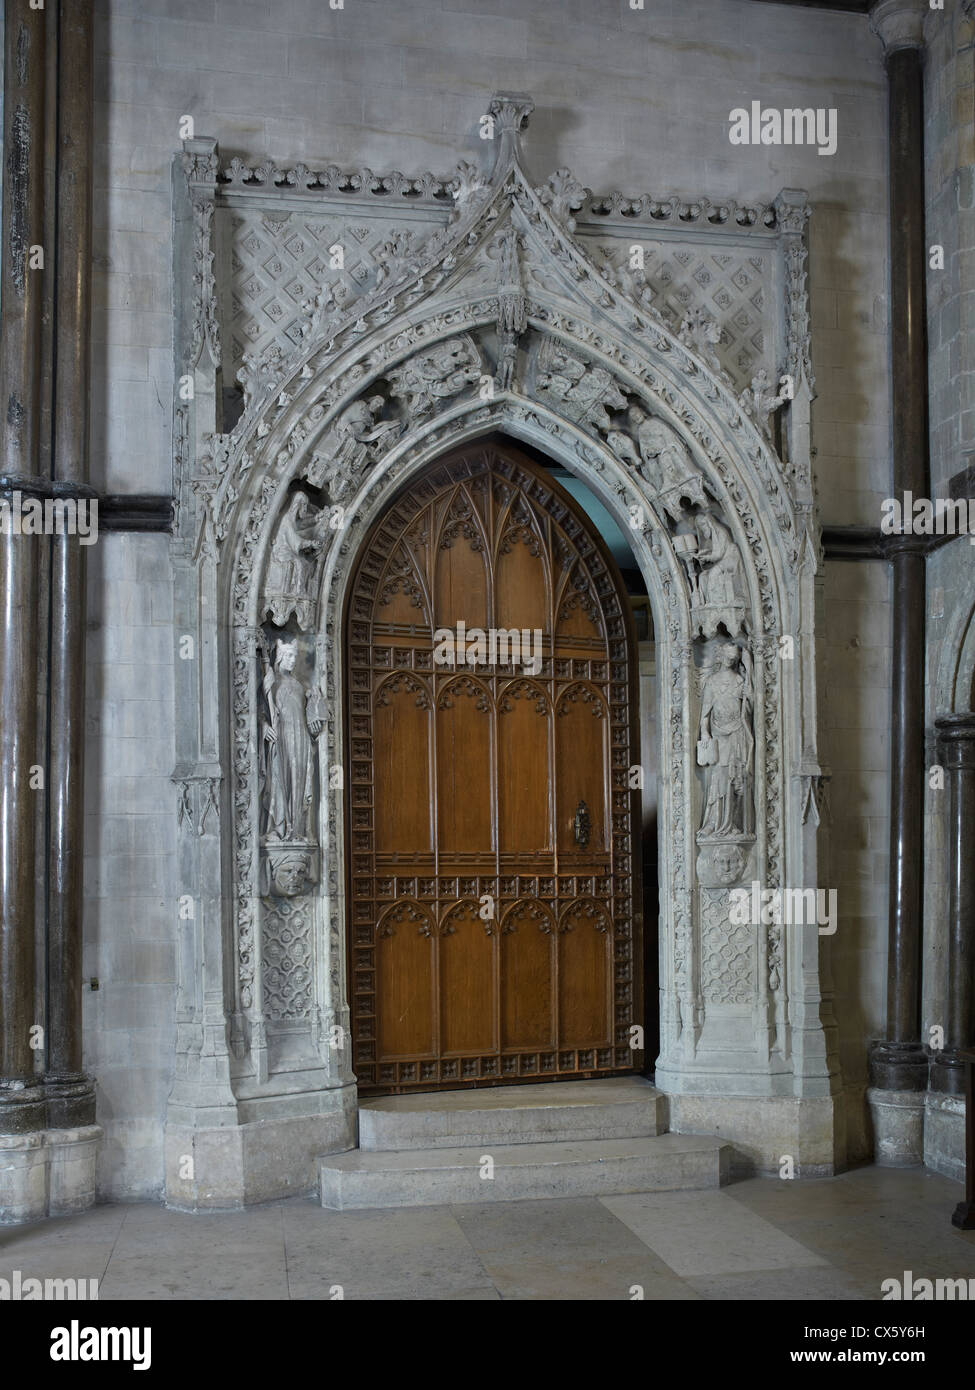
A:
[358,1077,666,1152]
[320,1133,729,1210]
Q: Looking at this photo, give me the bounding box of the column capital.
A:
[869,0,927,56]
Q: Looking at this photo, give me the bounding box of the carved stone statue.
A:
[677,508,748,638]
[697,841,748,887]
[264,847,315,898]
[305,394,401,496]
[488,224,527,336]
[263,493,323,629]
[535,339,629,432]
[697,642,754,838]
[387,336,481,418]
[604,425,643,472]
[495,333,519,391]
[626,409,697,492]
[694,511,745,609]
[261,639,326,843]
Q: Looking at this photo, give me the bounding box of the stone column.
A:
[867,0,931,1163]
[0,0,48,1145]
[46,0,96,1130]
[931,715,975,1092]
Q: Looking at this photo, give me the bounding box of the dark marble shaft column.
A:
[46,0,95,1126]
[931,716,975,1095]
[870,29,931,1094]
[0,0,48,1132]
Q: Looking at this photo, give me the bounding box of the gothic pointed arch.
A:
[168,91,837,1191]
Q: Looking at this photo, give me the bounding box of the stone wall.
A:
[821,558,892,1160]
[86,0,895,1196]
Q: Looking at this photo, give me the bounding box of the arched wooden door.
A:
[345,439,643,1094]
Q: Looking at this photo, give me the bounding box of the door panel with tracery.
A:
[345,439,642,1094]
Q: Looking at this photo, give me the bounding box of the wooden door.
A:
[345,439,642,1094]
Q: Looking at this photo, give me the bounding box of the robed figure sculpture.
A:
[697,642,754,838]
[260,639,326,844]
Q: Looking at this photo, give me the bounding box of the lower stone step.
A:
[319,1133,729,1210]
[358,1077,666,1152]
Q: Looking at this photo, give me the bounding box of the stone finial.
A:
[489,92,534,135]
[487,92,535,178]
[869,0,926,54]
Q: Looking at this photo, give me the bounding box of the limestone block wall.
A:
[86,0,895,1196]
[84,534,176,1199]
[821,559,892,1162]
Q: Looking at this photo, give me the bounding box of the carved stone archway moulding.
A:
[166,93,841,1210]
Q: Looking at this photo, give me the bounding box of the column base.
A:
[867,1086,925,1166]
[0,1125,101,1224]
[923,1089,966,1182]
[929,1050,967,1096]
[44,1075,97,1129]
[868,1040,929,1092]
[0,1082,47,1135]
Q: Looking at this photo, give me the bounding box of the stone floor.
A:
[2,1165,973,1300]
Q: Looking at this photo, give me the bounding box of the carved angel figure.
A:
[261,640,326,843]
[263,493,323,629]
[387,337,481,418]
[697,643,754,838]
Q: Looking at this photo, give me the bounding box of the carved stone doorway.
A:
[343,438,644,1095]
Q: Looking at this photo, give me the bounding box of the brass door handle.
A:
[573,799,590,849]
